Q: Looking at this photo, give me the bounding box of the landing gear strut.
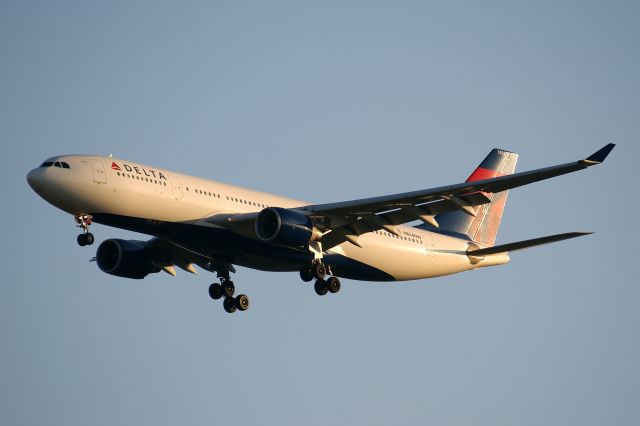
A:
[75,214,94,246]
[301,241,343,297]
[208,264,250,313]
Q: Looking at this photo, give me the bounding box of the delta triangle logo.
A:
[111,162,121,171]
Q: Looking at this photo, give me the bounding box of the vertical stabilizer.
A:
[435,149,518,246]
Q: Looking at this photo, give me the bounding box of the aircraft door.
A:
[90,159,106,184]
[169,175,183,200]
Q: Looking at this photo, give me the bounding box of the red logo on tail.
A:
[111,162,121,171]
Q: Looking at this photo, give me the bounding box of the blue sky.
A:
[1,1,638,425]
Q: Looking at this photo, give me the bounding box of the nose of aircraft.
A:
[27,167,44,191]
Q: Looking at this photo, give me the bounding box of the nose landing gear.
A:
[75,214,95,246]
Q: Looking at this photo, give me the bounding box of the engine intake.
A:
[96,239,160,279]
[255,207,317,247]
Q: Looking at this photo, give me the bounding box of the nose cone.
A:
[27,168,44,192]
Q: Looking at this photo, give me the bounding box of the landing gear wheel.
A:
[208,283,223,300]
[74,214,94,246]
[314,279,329,296]
[223,297,237,313]
[235,294,250,311]
[222,281,235,298]
[327,276,341,294]
[313,263,327,280]
[300,266,314,282]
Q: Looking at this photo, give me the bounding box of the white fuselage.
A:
[27,155,509,281]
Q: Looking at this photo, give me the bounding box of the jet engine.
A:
[96,239,161,279]
[255,207,319,247]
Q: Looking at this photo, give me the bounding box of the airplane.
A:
[26,144,615,313]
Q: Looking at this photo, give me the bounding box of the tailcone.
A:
[466,242,510,268]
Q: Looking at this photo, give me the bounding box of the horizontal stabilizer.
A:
[467,232,592,256]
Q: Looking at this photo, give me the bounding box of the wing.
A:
[119,237,235,277]
[304,144,614,249]
[214,144,615,249]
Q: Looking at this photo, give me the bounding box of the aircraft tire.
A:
[85,233,94,245]
[209,283,223,300]
[235,294,250,311]
[314,280,328,296]
[223,297,237,313]
[222,281,235,298]
[327,277,341,294]
[300,266,314,282]
[313,263,326,280]
[77,234,87,246]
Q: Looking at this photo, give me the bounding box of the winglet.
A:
[585,143,615,164]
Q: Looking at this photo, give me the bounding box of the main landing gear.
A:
[300,260,341,297]
[75,214,95,246]
[208,266,250,314]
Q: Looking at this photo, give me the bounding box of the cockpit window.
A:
[40,160,71,169]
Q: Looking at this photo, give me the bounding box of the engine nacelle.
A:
[255,207,317,247]
[96,239,161,279]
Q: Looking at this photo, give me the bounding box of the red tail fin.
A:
[435,149,518,246]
